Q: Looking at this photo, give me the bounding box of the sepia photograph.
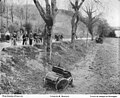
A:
[0,0,120,97]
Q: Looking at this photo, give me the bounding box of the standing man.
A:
[33,32,37,44]
[60,34,63,41]
[22,31,28,45]
[12,31,17,46]
[29,31,33,45]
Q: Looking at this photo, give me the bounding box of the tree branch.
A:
[75,0,79,7]
[51,0,58,17]
[93,0,101,4]
[79,15,87,25]
[33,0,46,22]
[91,18,99,25]
[78,0,85,9]
[69,0,76,9]
[45,0,51,15]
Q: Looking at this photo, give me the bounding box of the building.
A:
[114,27,120,37]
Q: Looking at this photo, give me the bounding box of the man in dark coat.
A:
[22,32,28,45]
[12,32,17,46]
[29,32,33,45]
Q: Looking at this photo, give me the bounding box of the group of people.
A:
[22,32,32,45]
[22,32,43,46]
[54,34,64,41]
[3,30,66,46]
[4,30,43,46]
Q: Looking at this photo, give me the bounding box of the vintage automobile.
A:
[44,66,73,91]
[95,37,103,44]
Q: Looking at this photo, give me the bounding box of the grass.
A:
[0,40,93,94]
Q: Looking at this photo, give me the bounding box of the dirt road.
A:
[45,38,120,94]
[68,38,120,94]
[92,38,120,94]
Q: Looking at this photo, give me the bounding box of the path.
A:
[92,38,120,94]
[0,37,91,51]
[0,41,22,51]
[68,38,120,94]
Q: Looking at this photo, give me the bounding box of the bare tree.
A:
[10,3,14,23]
[20,8,24,27]
[25,0,28,24]
[0,0,5,29]
[80,3,101,40]
[33,0,58,62]
[14,5,25,27]
[69,0,85,49]
[6,6,8,29]
[0,0,5,15]
[69,0,102,47]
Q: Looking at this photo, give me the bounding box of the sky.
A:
[6,0,120,27]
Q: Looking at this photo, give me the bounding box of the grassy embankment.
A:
[0,40,94,94]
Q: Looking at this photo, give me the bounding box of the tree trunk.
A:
[46,26,52,61]
[26,1,28,24]
[71,24,77,49]
[43,25,52,64]
[33,0,57,64]
[90,31,94,41]
[11,5,14,23]
[1,11,2,29]
[91,35,94,41]
[6,7,8,29]
[86,31,89,48]
[71,13,78,49]
[89,28,94,41]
